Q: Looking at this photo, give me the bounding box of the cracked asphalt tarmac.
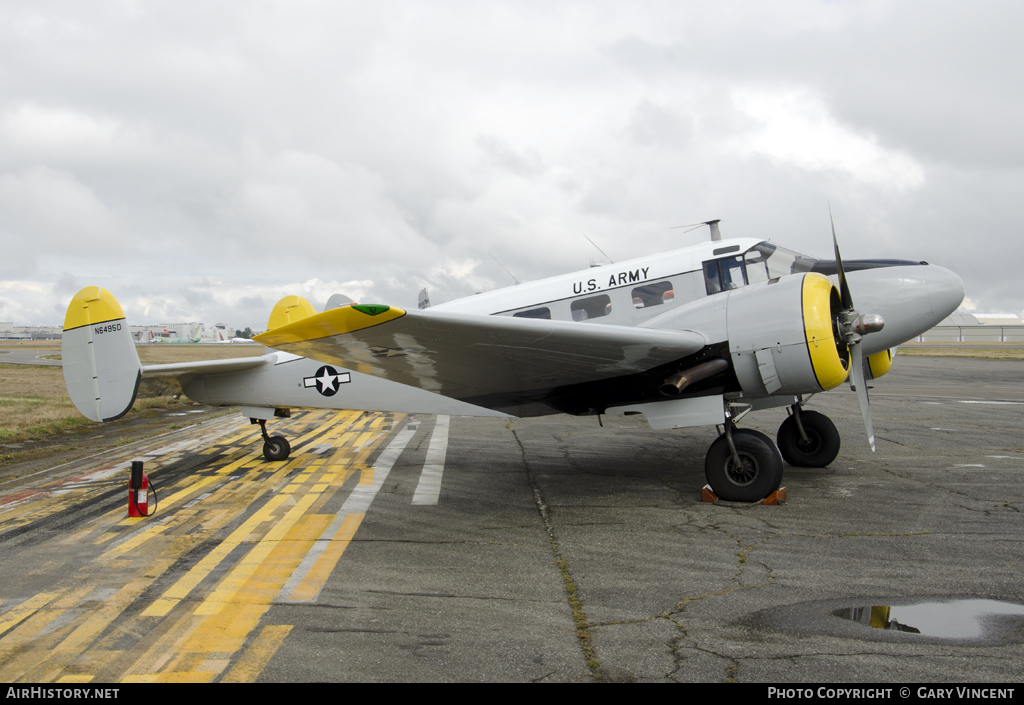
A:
[1,356,1020,682]
[259,356,1024,682]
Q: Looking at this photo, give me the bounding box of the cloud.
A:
[0,166,121,270]
[728,88,925,190]
[0,1,1022,325]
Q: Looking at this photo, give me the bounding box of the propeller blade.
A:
[829,205,854,311]
[850,343,875,452]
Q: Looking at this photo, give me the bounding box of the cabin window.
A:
[571,294,611,321]
[631,281,675,308]
[513,307,551,319]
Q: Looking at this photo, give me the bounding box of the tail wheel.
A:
[704,429,783,502]
[263,435,291,461]
[777,410,840,467]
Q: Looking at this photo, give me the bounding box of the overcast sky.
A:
[1,1,1021,329]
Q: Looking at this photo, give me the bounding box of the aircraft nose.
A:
[926,265,965,321]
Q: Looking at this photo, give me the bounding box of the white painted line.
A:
[412,415,450,506]
[276,425,417,603]
[959,400,1024,405]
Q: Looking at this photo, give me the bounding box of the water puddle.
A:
[833,599,1024,639]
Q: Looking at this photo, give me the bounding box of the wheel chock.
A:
[701,485,787,504]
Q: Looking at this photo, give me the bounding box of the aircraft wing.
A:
[254,305,706,415]
[138,357,267,397]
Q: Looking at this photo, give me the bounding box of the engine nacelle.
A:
[865,348,895,380]
[727,272,850,398]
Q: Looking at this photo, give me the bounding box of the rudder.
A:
[62,287,142,422]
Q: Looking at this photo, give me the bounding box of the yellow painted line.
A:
[122,474,221,520]
[0,591,63,636]
[221,624,293,683]
[101,524,170,558]
[193,493,319,616]
[273,413,355,458]
[57,675,94,683]
[226,514,335,608]
[157,671,217,683]
[116,608,205,680]
[285,513,364,603]
[54,579,151,653]
[141,494,289,617]
[0,410,390,683]
[0,610,67,679]
[92,474,221,538]
[158,604,270,681]
[216,450,264,475]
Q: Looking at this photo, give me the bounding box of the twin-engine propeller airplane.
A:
[61,222,964,502]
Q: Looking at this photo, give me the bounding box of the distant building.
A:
[1,325,62,340]
[129,322,242,344]
[130,323,202,343]
[917,312,1024,343]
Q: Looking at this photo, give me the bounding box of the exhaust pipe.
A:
[660,359,729,397]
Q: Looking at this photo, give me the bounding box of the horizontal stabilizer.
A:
[139,357,268,397]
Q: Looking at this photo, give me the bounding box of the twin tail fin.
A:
[62,287,142,422]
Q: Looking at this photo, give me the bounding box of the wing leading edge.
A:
[254,305,707,415]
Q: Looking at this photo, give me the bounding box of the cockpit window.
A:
[703,260,722,294]
[703,256,747,294]
[703,243,820,295]
[719,256,746,290]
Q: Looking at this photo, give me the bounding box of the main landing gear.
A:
[253,418,291,461]
[704,423,783,502]
[776,405,841,468]
[703,402,841,502]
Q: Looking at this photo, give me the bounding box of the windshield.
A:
[743,242,819,281]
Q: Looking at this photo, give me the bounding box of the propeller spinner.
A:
[830,209,885,452]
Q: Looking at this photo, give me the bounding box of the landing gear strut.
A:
[704,420,784,502]
[255,419,291,461]
[776,405,840,467]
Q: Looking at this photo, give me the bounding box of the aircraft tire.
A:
[263,435,291,461]
[777,410,840,468]
[705,429,784,502]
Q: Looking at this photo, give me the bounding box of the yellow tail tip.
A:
[266,295,317,332]
[63,287,126,332]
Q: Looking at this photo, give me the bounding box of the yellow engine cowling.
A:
[727,272,850,397]
[865,348,895,380]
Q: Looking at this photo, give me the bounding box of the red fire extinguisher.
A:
[128,460,157,517]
